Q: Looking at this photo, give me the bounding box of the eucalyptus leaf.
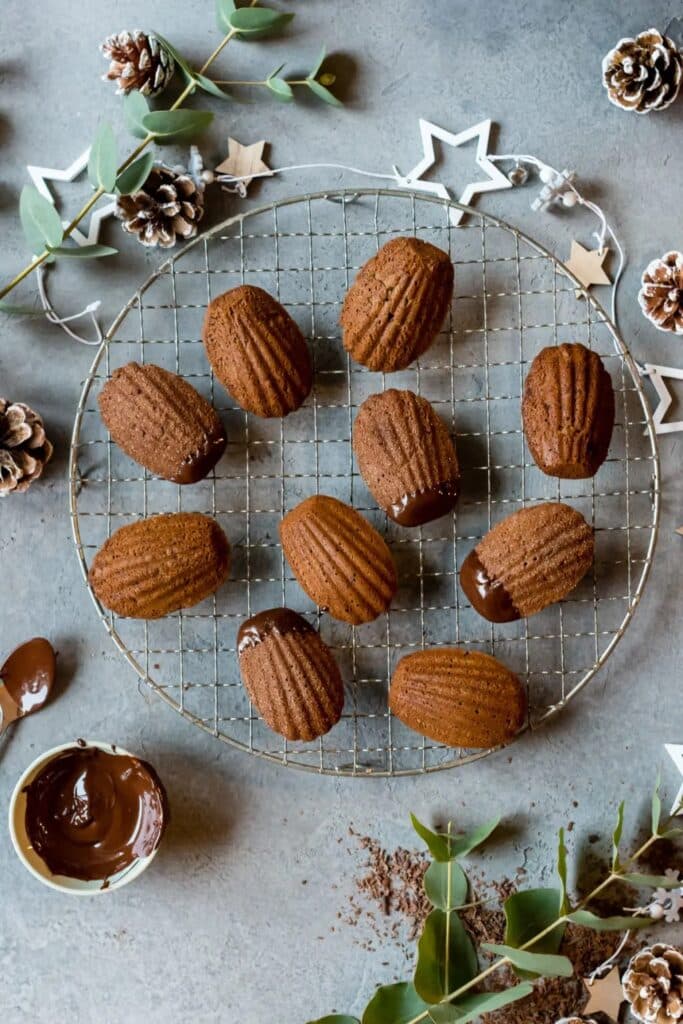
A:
[123,91,150,139]
[557,828,569,915]
[482,944,573,978]
[115,153,155,196]
[423,859,468,911]
[612,801,625,870]
[414,909,477,1003]
[152,32,194,83]
[306,78,343,106]
[361,982,431,1024]
[46,244,118,259]
[19,185,63,252]
[308,44,327,80]
[662,826,683,838]
[194,73,233,100]
[428,983,534,1023]
[228,7,294,37]
[87,123,117,192]
[622,872,682,889]
[566,910,652,931]
[267,76,294,101]
[141,109,214,138]
[0,299,41,317]
[216,0,236,31]
[503,888,565,977]
[652,771,662,835]
[448,818,500,859]
[411,815,453,862]
[308,1017,360,1024]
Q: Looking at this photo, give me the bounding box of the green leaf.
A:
[622,872,682,889]
[141,109,214,138]
[228,7,294,37]
[115,153,155,196]
[306,78,343,106]
[216,0,236,31]
[557,828,569,915]
[308,44,327,80]
[152,32,194,83]
[652,771,662,835]
[503,888,566,977]
[428,983,534,1023]
[266,76,294,101]
[194,73,233,100]
[566,910,652,931]
[0,299,41,317]
[411,815,500,862]
[423,860,468,911]
[19,185,63,253]
[411,815,453,862]
[662,826,683,839]
[123,91,150,139]
[612,801,625,870]
[88,122,117,192]
[46,244,118,259]
[308,1017,360,1024]
[414,909,477,1003]
[361,982,431,1024]
[449,818,500,859]
[482,944,573,978]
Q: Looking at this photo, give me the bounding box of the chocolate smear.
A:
[460,549,520,623]
[0,637,56,715]
[390,482,458,527]
[237,607,314,655]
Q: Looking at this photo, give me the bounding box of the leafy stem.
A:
[0,1,257,301]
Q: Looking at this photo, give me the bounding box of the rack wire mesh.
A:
[69,189,660,776]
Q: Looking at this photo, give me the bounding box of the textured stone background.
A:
[0,2,681,1021]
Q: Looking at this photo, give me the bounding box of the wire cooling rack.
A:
[70,189,660,776]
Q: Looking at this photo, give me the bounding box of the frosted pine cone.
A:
[116,164,205,248]
[0,400,54,497]
[602,29,683,113]
[639,251,683,334]
[101,30,174,97]
[623,944,683,1023]
[556,1018,597,1023]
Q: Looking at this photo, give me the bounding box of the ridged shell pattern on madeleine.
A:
[340,237,454,372]
[460,502,593,623]
[522,343,615,479]
[98,362,226,484]
[89,512,230,619]
[353,388,460,526]
[389,648,527,749]
[237,608,344,740]
[202,285,312,417]
[279,495,397,625]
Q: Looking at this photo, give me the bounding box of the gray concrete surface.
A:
[0,2,681,1021]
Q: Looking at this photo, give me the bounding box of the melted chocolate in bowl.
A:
[23,746,168,882]
[1,637,56,715]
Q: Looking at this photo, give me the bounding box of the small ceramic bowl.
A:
[9,739,163,895]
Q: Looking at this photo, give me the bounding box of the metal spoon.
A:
[0,638,56,737]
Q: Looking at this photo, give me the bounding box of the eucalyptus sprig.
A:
[307,777,682,1024]
[212,46,343,106]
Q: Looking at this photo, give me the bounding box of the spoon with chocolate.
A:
[0,638,56,737]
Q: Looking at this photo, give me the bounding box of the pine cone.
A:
[116,164,205,248]
[0,400,54,497]
[556,1018,597,1024]
[638,251,683,334]
[602,29,683,113]
[101,30,174,97]
[623,944,683,1023]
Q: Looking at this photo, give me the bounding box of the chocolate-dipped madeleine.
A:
[89,512,230,619]
[279,495,397,625]
[202,285,312,417]
[390,648,527,749]
[237,608,344,740]
[98,362,226,484]
[340,237,454,372]
[353,388,459,526]
[522,343,615,478]
[460,502,593,623]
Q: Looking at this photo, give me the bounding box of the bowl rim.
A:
[8,739,162,895]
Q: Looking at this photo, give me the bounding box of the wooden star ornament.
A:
[582,966,624,1022]
[215,137,272,196]
[565,240,611,297]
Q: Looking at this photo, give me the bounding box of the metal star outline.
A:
[394,118,512,226]
[582,966,624,1022]
[27,148,117,247]
[641,363,683,435]
[666,743,683,815]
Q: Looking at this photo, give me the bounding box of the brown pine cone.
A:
[623,944,683,1023]
[602,29,683,112]
[101,30,174,97]
[0,400,54,497]
[116,164,205,248]
[638,251,683,334]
